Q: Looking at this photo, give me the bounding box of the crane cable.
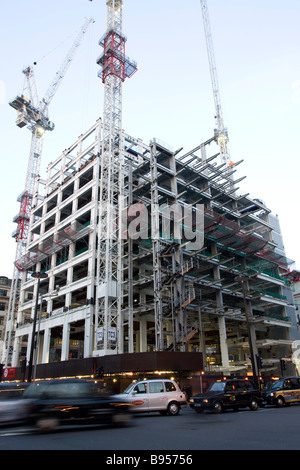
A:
[32,22,89,67]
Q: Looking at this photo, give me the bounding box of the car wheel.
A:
[36,418,59,432]
[167,402,180,416]
[249,398,258,411]
[112,413,132,426]
[276,396,285,408]
[213,401,223,414]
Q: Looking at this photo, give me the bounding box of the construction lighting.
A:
[35,126,45,137]
[217,133,228,146]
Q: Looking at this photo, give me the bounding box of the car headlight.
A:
[270,393,274,397]
[189,398,194,403]
[203,399,209,403]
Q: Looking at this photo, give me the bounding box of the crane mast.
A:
[200,0,230,165]
[94,0,137,355]
[3,18,93,367]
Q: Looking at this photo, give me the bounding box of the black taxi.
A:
[262,376,300,407]
[189,378,263,414]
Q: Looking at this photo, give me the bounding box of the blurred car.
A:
[20,378,132,431]
[0,382,29,426]
[114,378,187,415]
[262,376,300,407]
[189,378,263,414]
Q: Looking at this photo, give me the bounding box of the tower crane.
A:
[200,0,231,166]
[93,0,137,356]
[3,17,94,366]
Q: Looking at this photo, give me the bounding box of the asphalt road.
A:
[0,405,299,452]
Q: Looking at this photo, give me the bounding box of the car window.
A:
[244,380,255,390]
[290,379,300,389]
[148,382,164,393]
[23,381,92,399]
[41,382,75,398]
[283,380,292,390]
[165,381,176,392]
[209,382,226,392]
[91,382,110,396]
[225,382,236,392]
[133,383,147,394]
[236,381,247,391]
[265,378,284,390]
[44,383,66,398]
[22,382,49,398]
[0,389,24,399]
[123,383,135,394]
[65,382,91,397]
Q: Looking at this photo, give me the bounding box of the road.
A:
[0,405,299,453]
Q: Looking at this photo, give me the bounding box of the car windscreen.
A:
[22,381,92,399]
[264,378,284,390]
[22,382,50,398]
[208,382,226,392]
[123,383,136,394]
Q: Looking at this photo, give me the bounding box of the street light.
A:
[234,274,258,386]
[27,271,48,382]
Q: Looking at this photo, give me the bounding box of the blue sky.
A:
[1,0,300,277]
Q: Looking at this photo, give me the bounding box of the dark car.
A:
[262,376,300,407]
[189,378,263,414]
[0,382,29,426]
[0,382,28,399]
[20,379,132,431]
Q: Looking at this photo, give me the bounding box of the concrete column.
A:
[37,332,44,365]
[11,335,21,367]
[218,316,230,369]
[65,292,72,310]
[61,322,70,362]
[139,319,148,352]
[84,314,93,357]
[42,327,51,364]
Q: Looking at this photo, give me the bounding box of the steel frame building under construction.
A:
[3,1,300,383]
[6,119,299,379]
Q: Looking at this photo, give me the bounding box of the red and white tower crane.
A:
[94,0,137,355]
[3,17,93,366]
[200,0,231,166]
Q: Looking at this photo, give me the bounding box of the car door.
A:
[147,381,167,411]
[235,380,250,408]
[130,382,149,412]
[286,378,300,404]
[295,379,300,403]
[282,379,293,403]
[223,381,239,408]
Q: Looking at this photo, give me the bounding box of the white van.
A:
[115,379,187,415]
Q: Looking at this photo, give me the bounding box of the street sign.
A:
[3,367,16,379]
